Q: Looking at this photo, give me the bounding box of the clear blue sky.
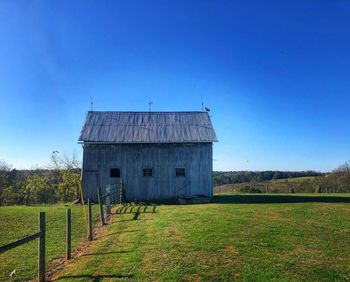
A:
[0,0,349,171]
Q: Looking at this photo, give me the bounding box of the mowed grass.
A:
[53,196,350,282]
[0,204,99,281]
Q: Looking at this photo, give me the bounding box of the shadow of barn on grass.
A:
[214,194,350,204]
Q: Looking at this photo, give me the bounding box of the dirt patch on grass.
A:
[140,223,241,280]
[252,210,284,221]
[181,246,241,279]
[223,245,238,254]
[314,203,350,216]
[315,204,334,214]
[281,245,329,269]
[183,273,203,281]
[47,220,109,281]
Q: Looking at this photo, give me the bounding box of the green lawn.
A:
[52,196,350,281]
[0,204,99,281]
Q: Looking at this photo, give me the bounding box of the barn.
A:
[78,111,217,202]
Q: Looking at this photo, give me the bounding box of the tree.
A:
[334,161,350,192]
[58,170,81,202]
[0,160,12,205]
[24,172,57,204]
[49,151,81,202]
[50,150,80,170]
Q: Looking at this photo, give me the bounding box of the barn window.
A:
[175,167,186,177]
[143,168,153,177]
[110,168,121,178]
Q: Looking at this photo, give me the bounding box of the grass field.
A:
[51,195,350,281]
[214,176,323,194]
[0,204,99,281]
[269,176,318,183]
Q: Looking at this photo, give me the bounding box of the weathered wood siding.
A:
[82,143,213,202]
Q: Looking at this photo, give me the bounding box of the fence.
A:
[0,200,102,281]
[0,212,46,282]
[0,182,118,281]
[96,183,123,216]
[106,181,124,205]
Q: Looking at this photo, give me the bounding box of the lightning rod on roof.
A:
[90,97,93,111]
[149,99,153,112]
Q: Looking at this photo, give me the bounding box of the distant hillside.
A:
[214,176,322,194]
[269,176,318,183]
[213,171,323,187]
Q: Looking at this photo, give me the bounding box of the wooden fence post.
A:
[88,198,93,241]
[106,194,111,215]
[66,209,71,260]
[38,212,45,282]
[97,186,105,226]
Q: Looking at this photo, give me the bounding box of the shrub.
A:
[239,186,262,193]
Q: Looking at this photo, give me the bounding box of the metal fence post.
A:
[97,186,105,225]
[120,178,123,204]
[66,209,71,260]
[88,198,93,241]
[106,194,111,215]
[105,185,112,215]
[38,212,45,282]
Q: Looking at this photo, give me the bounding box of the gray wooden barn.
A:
[78,111,217,202]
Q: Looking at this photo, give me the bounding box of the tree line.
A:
[214,162,350,193]
[316,162,350,193]
[0,152,81,206]
[1,155,349,205]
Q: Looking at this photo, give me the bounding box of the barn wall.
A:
[81,143,213,202]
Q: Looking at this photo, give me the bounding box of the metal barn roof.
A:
[78,111,217,143]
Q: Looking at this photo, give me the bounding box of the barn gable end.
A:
[79,111,217,202]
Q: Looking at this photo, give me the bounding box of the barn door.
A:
[174,167,191,197]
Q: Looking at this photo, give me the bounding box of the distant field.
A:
[0,204,99,281]
[214,176,323,194]
[269,176,318,183]
[52,196,350,281]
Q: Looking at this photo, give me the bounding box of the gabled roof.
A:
[78,111,217,143]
